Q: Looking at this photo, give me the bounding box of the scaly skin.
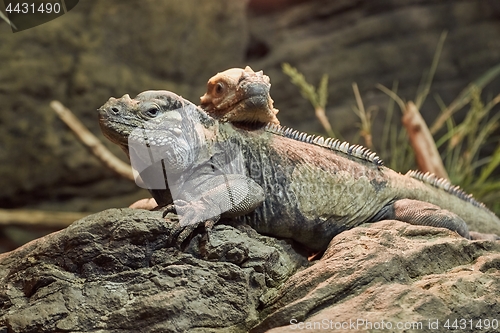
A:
[129,67,279,210]
[200,66,280,129]
[99,91,500,251]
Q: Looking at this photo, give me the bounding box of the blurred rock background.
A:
[1,0,499,252]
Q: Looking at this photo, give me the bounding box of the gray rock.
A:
[246,0,500,135]
[0,0,249,207]
[0,209,308,333]
[1,212,499,333]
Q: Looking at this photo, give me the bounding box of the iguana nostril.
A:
[111,107,120,114]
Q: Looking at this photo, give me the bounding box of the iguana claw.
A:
[159,199,219,248]
[161,199,220,227]
[160,203,178,217]
[162,215,215,249]
[175,219,216,247]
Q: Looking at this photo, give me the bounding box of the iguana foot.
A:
[162,210,211,246]
[159,199,220,248]
[160,199,220,227]
[176,219,216,245]
[165,215,215,249]
[375,199,470,238]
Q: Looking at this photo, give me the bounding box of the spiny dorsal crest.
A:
[264,123,383,166]
[406,170,488,210]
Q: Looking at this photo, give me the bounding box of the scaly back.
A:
[264,123,492,214]
[264,123,384,166]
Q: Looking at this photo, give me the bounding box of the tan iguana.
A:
[200,66,280,129]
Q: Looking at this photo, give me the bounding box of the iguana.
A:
[98,91,500,251]
[200,66,280,129]
[128,66,277,211]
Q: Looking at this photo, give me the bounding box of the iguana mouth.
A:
[98,93,151,146]
[97,108,139,147]
[220,84,274,125]
[226,80,270,108]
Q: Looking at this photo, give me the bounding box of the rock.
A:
[253,221,500,333]
[1,212,499,332]
[0,209,309,332]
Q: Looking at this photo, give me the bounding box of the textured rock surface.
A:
[256,221,500,333]
[1,0,499,209]
[0,209,309,332]
[1,211,499,332]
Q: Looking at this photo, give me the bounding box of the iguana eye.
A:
[146,107,159,118]
[215,82,225,95]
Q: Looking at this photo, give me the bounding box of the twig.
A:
[414,31,447,109]
[50,100,134,181]
[351,83,373,149]
[0,208,88,228]
[314,106,335,138]
[376,84,406,112]
[402,101,449,179]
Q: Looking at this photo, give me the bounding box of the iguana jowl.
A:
[98,91,500,251]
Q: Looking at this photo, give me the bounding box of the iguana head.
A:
[98,90,215,173]
[98,93,139,151]
[200,66,279,129]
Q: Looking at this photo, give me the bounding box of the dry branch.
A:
[0,208,88,228]
[314,106,335,138]
[402,101,449,179]
[50,100,134,181]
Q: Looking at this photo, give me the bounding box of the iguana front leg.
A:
[163,174,263,230]
[173,174,264,226]
[374,199,470,238]
[161,174,264,247]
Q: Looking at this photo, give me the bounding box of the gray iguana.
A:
[98,91,500,251]
[128,66,277,211]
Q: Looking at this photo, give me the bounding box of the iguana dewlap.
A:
[99,91,500,251]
